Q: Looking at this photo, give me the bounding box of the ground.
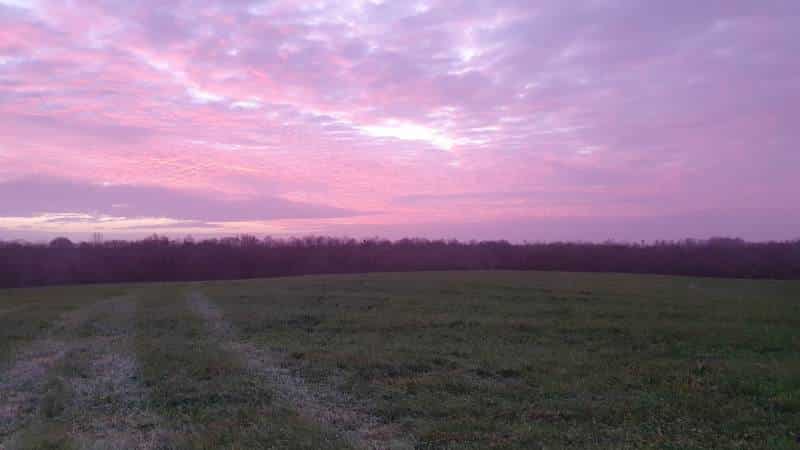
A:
[1,271,798,449]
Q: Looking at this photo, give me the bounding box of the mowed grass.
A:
[133,286,348,449]
[200,272,800,449]
[0,284,128,368]
[1,271,798,449]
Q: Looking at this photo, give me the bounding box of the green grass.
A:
[0,284,127,367]
[200,272,800,449]
[133,286,348,449]
[1,271,799,449]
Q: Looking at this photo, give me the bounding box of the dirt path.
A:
[0,339,69,439]
[188,291,415,450]
[0,295,168,450]
[64,296,169,450]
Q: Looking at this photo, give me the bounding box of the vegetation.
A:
[1,271,798,449]
[2,235,800,288]
[134,287,347,449]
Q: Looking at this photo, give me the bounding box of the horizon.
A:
[1,1,798,241]
[0,233,800,247]
[5,233,800,248]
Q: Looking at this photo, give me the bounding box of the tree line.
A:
[1,235,799,288]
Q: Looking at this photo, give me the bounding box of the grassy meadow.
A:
[1,271,798,449]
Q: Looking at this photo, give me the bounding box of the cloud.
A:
[4,114,152,143]
[120,221,218,230]
[392,189,665,207]
[0,178,360,222]
[0,0,797,240]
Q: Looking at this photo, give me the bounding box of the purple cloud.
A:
[0,178,359,221]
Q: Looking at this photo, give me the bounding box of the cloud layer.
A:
[1,0,798,240]
[0,178,356,221]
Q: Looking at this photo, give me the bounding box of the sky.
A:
[1,0,798,242]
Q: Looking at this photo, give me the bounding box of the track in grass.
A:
[132,286,350,449]
[0,293,164,449]
[0,339,69,440]
[189,291,415,450]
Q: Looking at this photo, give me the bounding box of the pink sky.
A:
[1,0,798,242]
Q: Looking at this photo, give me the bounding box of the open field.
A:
[1,271,798,449]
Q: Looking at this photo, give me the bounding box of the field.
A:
[1,271,798,449]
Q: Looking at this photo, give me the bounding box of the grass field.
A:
[1,271,798,449]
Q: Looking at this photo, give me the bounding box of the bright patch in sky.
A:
[458,47,479,62]
[414,2,430,13]
[187,88,225,104]
[360,121,455,151]
[0,0,36,9]
[230,99,262,110]
[0,213,196,232]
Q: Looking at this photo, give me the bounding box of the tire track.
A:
[1,294,169,449]
[0,339,69,439]
[64,296,170,450]
[188,291,415,450]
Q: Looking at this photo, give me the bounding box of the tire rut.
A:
[1,294,168,450]
[188,291,415,450]
[64,295,170,450]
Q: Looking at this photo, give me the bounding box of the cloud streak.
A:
[0,178,358,221]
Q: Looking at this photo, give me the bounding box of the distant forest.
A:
[1,235,799,288]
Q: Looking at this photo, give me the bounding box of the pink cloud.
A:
[1,0,798,241]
